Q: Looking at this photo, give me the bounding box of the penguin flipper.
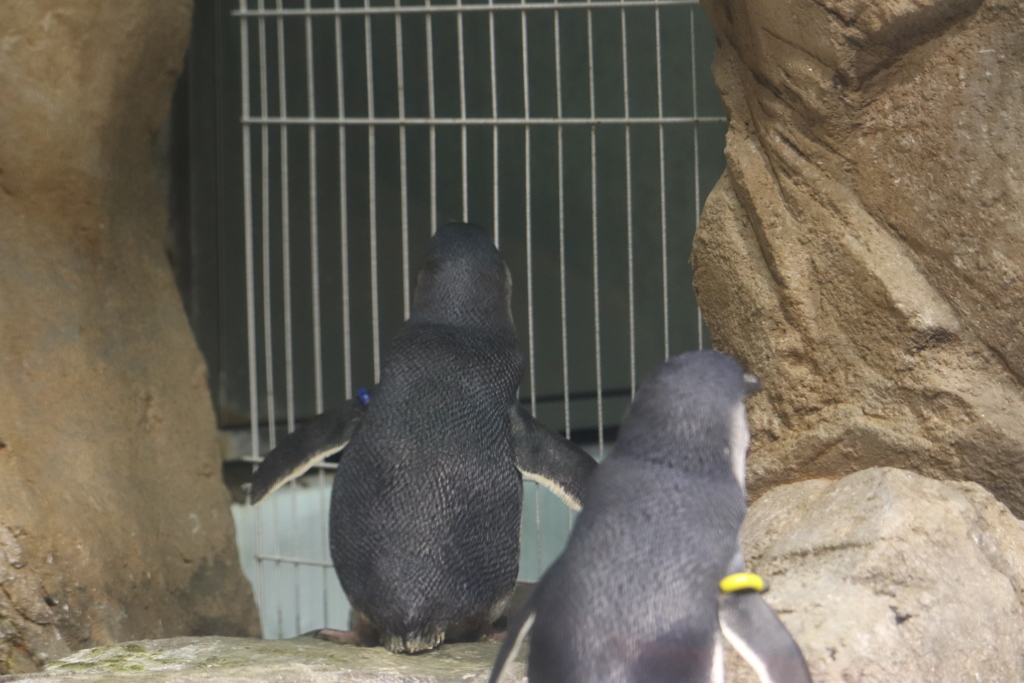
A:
[488,585,537,683]
[718,590,811,683]
[509,405,599,511]
[249,395,369,504]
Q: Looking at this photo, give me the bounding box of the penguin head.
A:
[412,223,514,329]
[612,351,761,489]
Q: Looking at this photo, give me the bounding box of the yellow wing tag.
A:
[719,572,768,594]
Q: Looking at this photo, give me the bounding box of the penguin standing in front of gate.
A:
[250,222,597,654]
[490,351,811,683]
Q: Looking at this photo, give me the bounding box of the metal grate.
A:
[232,0,725,638]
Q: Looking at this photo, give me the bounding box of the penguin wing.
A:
[508,405,599,511]
[718,590,811,683]
[488,583,538,683]
[249,394,370,504]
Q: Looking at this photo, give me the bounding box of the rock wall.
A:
[725,468,1024,682]
[692,0,1024,513]
[0,1,260,673]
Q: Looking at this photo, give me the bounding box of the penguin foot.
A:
[314,628,363,645]
[476,618,508,644]
[383,629,446,654]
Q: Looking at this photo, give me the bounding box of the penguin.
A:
[489,350,811,683]
[249,222,598,654]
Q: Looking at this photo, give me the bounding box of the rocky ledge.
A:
[0,636,524,683]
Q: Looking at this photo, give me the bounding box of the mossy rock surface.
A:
[0,636,525,682]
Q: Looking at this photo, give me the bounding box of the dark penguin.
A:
[250,223,597,653]
[490,351,811,683]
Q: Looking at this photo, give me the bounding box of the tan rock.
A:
[725,468,1024,683]
[0,523,67,672]
[693,0,1024,513]
[0,1,259,673]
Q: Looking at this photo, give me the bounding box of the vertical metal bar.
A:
[239,0,266,637]
[395,0,411,320]
[332,0,350,629]
[304,0,328,639]
[518,0,541,576]
[260,0,288,639]
[554,1,568,441]
[621,4,635,398]
[457,0,469,222]
[276,21,304,626]
[488,0,499,246]
[365,0,381,381]
[655,3,668,359]
[259,3,276,449]
[521,3,535,419]
[306,2,324,413]
[690,8,703,351]
[334,2,353,401]
[277,2,296,436]
[697,299,705,349]
[554,0,574,533]
[426,0,438,235]
[586,0,603,459]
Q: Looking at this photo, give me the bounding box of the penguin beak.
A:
[742,372,762,397]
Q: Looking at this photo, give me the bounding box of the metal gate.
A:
[228,0,725,638]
